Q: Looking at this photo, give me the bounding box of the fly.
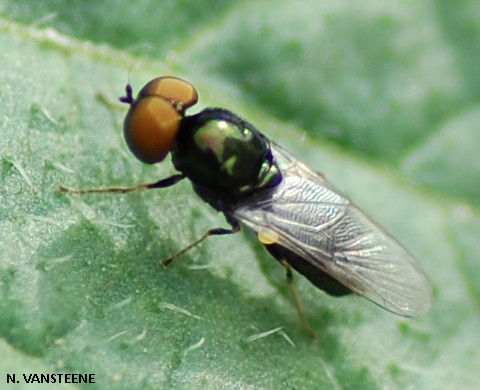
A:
[61,76,432,334]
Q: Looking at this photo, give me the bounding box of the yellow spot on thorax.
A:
[257,228,279,245]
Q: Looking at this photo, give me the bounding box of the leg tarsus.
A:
[58,183,149,194]
[280,259,318,341]
[161,222,240,268]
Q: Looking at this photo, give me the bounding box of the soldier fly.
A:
[61,76,432,335]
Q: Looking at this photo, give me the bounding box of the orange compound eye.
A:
[124,97,181,164]
[138,76,198,112]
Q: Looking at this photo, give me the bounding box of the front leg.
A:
[58,174,185,194]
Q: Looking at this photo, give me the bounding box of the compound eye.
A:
[138,76,198,111]
[123,97,180,164]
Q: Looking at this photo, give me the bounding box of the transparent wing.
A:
[233,143,432,316]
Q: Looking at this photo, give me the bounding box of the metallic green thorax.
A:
[172,108,281,202]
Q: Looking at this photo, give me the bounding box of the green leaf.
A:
[1,1,479,389]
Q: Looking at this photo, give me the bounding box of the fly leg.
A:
[59,176,240,268]
[58,174,185,194]
[161,222,241,268]
[279,259,318,341]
